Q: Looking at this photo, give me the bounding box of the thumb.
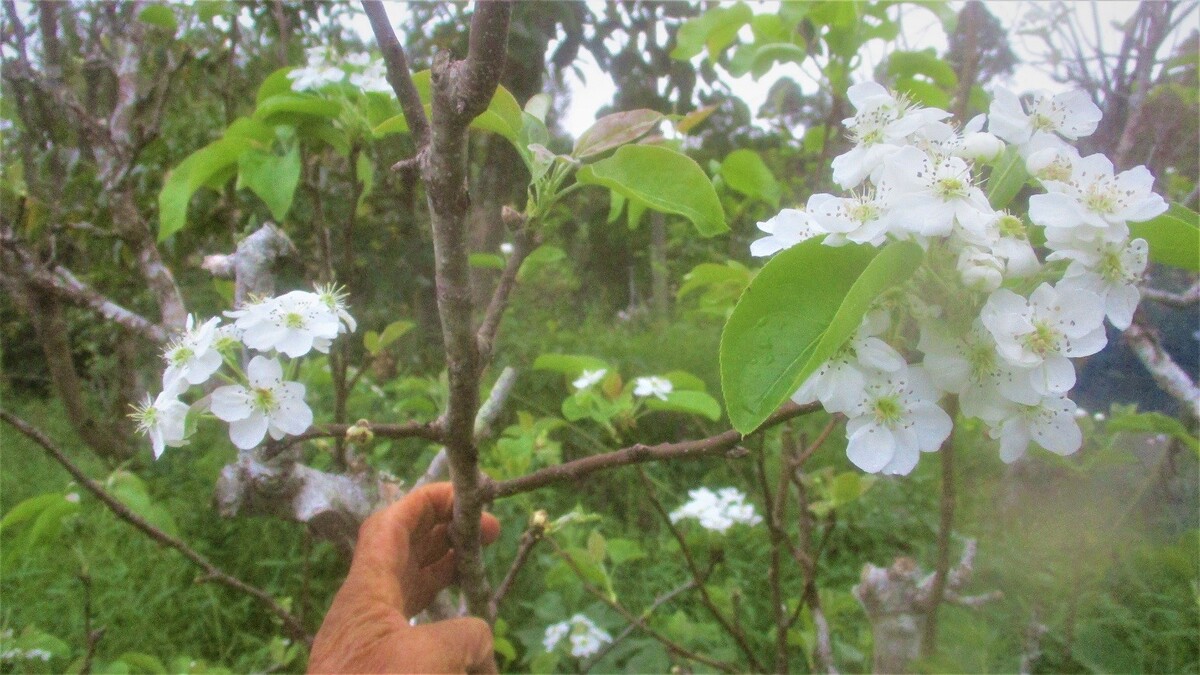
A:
[408,617,497,674]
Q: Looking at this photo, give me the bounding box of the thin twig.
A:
[637,470,766,672]
[548,538,736,673]
[1142,282,1200,309]
[1,411,311,645]
[476,225,531,367]
[792,416,841,467]
[489,518,545,616]
[490,402,819,499]
[921,398,959,658]
[581,579,698,672]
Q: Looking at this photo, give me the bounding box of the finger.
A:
[414,511,502,568]
[408,617,497,674]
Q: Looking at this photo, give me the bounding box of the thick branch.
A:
[1,411,310,644]
[360,1,429,149]
[1125,314,1200,419]
[202,223,296,307]
[490,402,819,500]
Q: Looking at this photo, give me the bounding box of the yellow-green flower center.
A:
[284,312,305,329]
[1023,321,1059,356]
[1083,187,1117,214]
[252,387,276,413]
[936,177,966,199]
[998,214,1027,240]
[1030,112,1055,132]
[170,347,194,365]
[873,396,903,425]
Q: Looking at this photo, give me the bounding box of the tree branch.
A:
[1143,282,1200,308]
[489,402,819,500]
[361,1,429,150]
[1,410,310,644]
[476,214,531,367]
[488,515,545,617]
[1124,314,1200,419]
[921,398,959,658]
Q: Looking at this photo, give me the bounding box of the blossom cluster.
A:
[131,286,355,456]
[752,82,1166,474]
[542,614,613,659]
[288,47,390,93]
[669,487,763,533]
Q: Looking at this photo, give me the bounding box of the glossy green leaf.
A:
[720,149,781,207]
[646,390,722,421]
[720,239,924,433]
[237,143,301,223]
[986,145,1029,210]
[253,94,341,125]
[573,109,664,159]
[372,114,410,137]
[1129,202,1200,271]
[0,493,66,533]
[158,137,251,240]
[365,320,414,355]
[575,145,727,237]
[138,4,177,33]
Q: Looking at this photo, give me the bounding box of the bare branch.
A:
[476,213,532,367]
[1143,282,1200,308]
[921,399,960,657]
[1124,314,1200,419]
[489,402,820,500]
[489,515,545,616]
[581,579,698,671]
[203,223,297,307]
[1,410,310,644]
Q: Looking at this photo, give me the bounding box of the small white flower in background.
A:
[543,614,612,659]
[288,46,344,92]
[572,369,607,390]
[348,60,391,93]
[989,394,1082,463]
[980,282,1107,396]
[633,376,673,400]
[345,52,372,68]
[842,365,952,475]
[64,492,80,504]
[750,208,823,257]
[162,315,224,389]
[669,487,763,533]
[227,290,341,358]
[211,355,312,450]
[130,380,190,459]
[499,242,515,256]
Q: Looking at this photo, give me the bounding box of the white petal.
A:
[1032,356,1075,395]
[910,402,953,452]
[1105,284,1140,330]
[998,418,1030,463]
[228,414,269,449]
[846,419,896,473]
[210,386,252,421]
[247,355,283,387]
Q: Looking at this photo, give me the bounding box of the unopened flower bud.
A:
[531,509,549,531]
[345,419,374,445]
[956,132,1004,162]
[957,249,1003,292]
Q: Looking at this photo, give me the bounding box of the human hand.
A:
[308,483,501,674]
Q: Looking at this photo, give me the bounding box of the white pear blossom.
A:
[669,487,763,532]
[633,376,673,400]
[543,614,612,659]
[990,394,1082,462]
[162,315,223,389]
[988,88,1101,150]
[881,146,994,239]
[1030,154,1167,237]
[1049,238,1149,329]
[348,60,390,93]
[843,365,952,475]
[211,356,312,449]
[793,311,904,414]
[130,380,190,459]
[227,290,341,358]
[832,82,951,188]
[956,247,1005,292]
[954,131,1005,162]
[918,322,1038,424]
[572,369,607,390]
[806,189,892,247]
[315,284,357,334]
[750,208,823,256]
[980,283,1107,395]
[289,47,345,91]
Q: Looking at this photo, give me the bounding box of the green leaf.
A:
[586,530,607,562]
[158,137,251,240]
[1107,409,1200,454]
[663,370,708,392]
[533,354,610,377]
[646,390,722,421]
[197,1,233,22]
[720,149,781,207]
[1129,203,1200,271]
[573,109,664,159]
[372,114,410,137]
[829,472,863,506]
[472,85,523,141]
[575,145,727,237]
[237,143,301,223]
[372,320,414,352]
[986,145,1029,210]
[253,94,342,126]
[671,2,753,61]
[524,93,552,122]
[356,152,375,211]
[138,4,177,33]
[673,104,719,134]
[1,493,66,533]
[469,253,506,270]
[517,244,566,282]
[256,68,296,106]
[720,240,923,433]
[606,538,647,566]
[887,49,958,89]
